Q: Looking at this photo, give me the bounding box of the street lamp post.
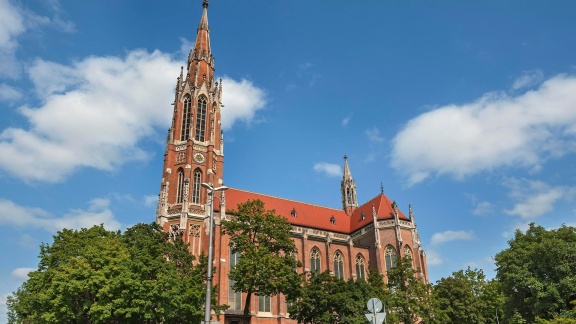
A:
[202,182,228,324]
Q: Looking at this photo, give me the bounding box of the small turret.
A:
[341,155,358,215]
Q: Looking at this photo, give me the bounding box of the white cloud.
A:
[220,77,267,130]
[430,230,475,246]
[144,194,158,208]
[0,0,74,79]
[391,75,576,185]
[472,201,494,216]
[512,70,543,90]
[0,50,179,182]
[11,267,34,280]
[425,250,442,266]
[0,49,265,183]
[0,83,22,101]
[0,0,25,78]
[0,198,121,232]
[342,114,352,126]
[365,127,384,143]
[313,162,342,177]
[503,178,576,219]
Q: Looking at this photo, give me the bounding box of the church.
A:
[155,2,428,323]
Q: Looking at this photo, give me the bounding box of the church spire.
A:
[341,155,358,215]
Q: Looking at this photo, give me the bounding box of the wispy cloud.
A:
[430,230,475,246]
[365,127,384,143]
[143,195,158,208]
[391,75,576,185]
[503,178,576,219]
[11,267,34,280]
[220,77,267,130]
[342,114,352,126]
[313,162,342,177]
[427,230,475,266]
[512,70,543,90]
[0,198,121,232]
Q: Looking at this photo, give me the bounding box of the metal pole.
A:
[203,185,215,324]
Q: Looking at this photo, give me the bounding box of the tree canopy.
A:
[7,223,220,324]
[221,199,302,321]
[495,223,576,323]
[433,267,503,324]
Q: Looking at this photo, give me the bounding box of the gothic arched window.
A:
[181,95,192,141]
[334,251,344,279]
[385,245,397,273]
[176,168,185,204]
[404,246,413,268]
[229,249,242,310]
[192,169,201,204]
[310,248,321,273]
[258,295,271,313]
[195,96,207,142]
[355,255,366,281]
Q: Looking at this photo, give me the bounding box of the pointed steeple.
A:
[193,0,211,60]
[341,155,358,215]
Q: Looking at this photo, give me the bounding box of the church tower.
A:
[156,0,224,237]
[341,155,358,215]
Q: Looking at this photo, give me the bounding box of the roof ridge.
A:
[229,187,347,213]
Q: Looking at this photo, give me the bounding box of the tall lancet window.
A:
[355,255,366,281]
[181,95,192,141]
[192,169,202,204]
[385,245,397,273]
[195,96,207,142]
[404,246,413,268]
[176,169,185,204]
[334,251,344,279]
[310,248,321,273]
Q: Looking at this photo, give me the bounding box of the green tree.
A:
[288,270,381,324]
[386,256,436,324]
[222,199,302,323]
[7,223,220,323]
[433,267,503,324]
[495,223,576,323]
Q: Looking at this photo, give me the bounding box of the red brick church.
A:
[155,2,428,323]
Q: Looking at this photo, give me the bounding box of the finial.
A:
[343,154,347,160]
[202,0,208,8]
[380,182,384,194]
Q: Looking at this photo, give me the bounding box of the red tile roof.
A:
[220,188,410,234]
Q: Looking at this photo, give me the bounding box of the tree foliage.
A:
[495,223,576,323]
[221,199,301,321]
[386,256,437,324]
[287,270,380,324]
[433,267,503,324]
[7,223,220,324]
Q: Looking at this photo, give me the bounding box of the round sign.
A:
[367,298,383,313]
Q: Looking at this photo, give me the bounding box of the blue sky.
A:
[1,0,576,321]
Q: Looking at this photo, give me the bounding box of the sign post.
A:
[365,298,386,324]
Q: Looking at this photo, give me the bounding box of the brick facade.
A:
[155,2,428,323]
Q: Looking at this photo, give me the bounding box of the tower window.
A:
[181,95,192,141]
[355,255,366,281]
[310,248,321,273]
[195,96,207,142]
[192,169,201,204]
[385,245,397,273]
[176,169,185,204]
[334,251,344,279]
